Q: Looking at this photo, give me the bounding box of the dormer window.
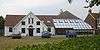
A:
[54,21,57,23]
[36,21,40,25]
[64,20,68,23]
[22,21,25,25]
[75,22,79,23]
[47,21,51,23]
[59,21,63,23]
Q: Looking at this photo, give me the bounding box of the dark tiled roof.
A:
[58,11,80,19]
[5,11,80,27]
[5,15,26,27]
[84,13,99,29]
[36,15,57,26]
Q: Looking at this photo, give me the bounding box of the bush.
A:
[14,36,100,50]
[0,33,4,36]
[11,34,21,39]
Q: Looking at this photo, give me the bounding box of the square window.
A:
[22,21,25,25]
[54,21,57,23]
[36,21,40,25]
[9,27,13,32]
[36,28,40,33]
[48,28,51,32]
[21,28,25,33]
[59,21,63,23]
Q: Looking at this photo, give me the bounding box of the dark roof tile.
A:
[5,11,80,27]
[5,15,25,27]
[84,13,100,29]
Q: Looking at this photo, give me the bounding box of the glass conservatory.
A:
[53,19,93,35]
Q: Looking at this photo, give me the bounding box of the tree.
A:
[0,16,5,29]
[0,16,5,36]
[68,0,100,8]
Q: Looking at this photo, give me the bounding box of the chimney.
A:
[88,9,92,13]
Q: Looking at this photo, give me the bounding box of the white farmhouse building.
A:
[5,11,93,36]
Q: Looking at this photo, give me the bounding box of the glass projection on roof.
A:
[53,19,93,29]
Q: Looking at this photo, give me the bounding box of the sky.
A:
[0,0,100,20]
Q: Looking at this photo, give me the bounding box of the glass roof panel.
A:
[53,19,92,29]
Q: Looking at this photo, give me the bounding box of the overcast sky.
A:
[0,0,100,20]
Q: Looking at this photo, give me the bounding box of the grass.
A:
[15,35,98,50]
[0,36,66,50]
[0,35,98,50]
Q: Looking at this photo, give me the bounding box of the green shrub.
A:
[11,34,21,39]
[14,36,100,50]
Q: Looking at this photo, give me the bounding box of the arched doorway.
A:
[28,25,34,36]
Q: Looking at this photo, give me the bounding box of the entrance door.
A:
[29,29,33,36]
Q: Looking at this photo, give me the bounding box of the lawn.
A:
[0,35,66,50]
[0,35,99,50]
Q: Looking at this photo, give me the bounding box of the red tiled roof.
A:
[58,11,80,19]
[5,11,80,27]
[84,13,99,29]
[36,15,57,26]
[5,15,26,27]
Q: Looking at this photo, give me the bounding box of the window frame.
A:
[28,18,30,24]
[9,27,13,32]
[21,28,25,33]
[22,21,25,25]
[48,27,51,32]
[32,18,34,24]
[36,28,40,33]
[36,21,40,25]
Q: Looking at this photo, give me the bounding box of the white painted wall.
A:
[5,26,13,36]
[51,27,55,35]
[14,12,48,36]
[5,12,56,36]
[5,12,55,36]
